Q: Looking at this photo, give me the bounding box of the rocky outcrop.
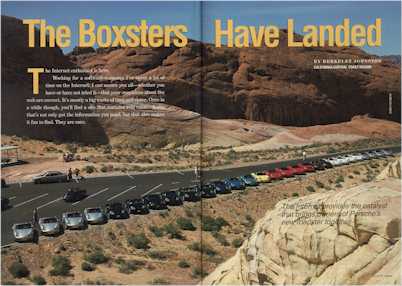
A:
[73,32,401,126]
[377,159,401,180]
[203,161,401,285]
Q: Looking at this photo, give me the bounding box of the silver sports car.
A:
[39,217,62,235]
[32,171,68,184]
[12,222,35,242]
[62,211,86,230]
[84,207,107,224]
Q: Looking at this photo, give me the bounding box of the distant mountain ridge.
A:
[381,54,401,64]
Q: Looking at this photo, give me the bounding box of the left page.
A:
[1,1,203,284]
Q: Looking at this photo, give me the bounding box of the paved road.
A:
[1,146,400,246]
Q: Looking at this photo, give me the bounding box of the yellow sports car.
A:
[251,172,270,183]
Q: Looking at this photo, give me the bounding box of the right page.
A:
[200,1,401,285]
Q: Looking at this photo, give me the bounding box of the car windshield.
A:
[110,203,124,210]
[257,172,265,175]
[42,218,57,223]
[67,212,81,218]
[183,187,197,193]
[213,181,224,186]
[16,223,32,229]
[146,195,161,202]
[244,175,253,179]
[230,178,238,181]
[166,192,179,198]
[87,208,101,213]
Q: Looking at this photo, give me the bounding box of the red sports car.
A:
[290,165,306,175]
[265,169,284,180]
[296,163,315,173]
[280,167,296,177]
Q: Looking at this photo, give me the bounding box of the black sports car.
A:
[126,198,149,214]
[143,193,167,210]
[63,188,87,202]
[182,186,201,202]
[201,183,217,198]
[105,202,129,219]
[311,160,326,171]
[162,190,184,206]
[211,180,231,194]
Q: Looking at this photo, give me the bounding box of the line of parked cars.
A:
[11,149,394,242]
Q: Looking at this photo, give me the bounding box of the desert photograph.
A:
[1,1,401,285]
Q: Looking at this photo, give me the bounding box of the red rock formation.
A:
[74,31,401,126]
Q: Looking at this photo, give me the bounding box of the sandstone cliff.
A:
[203,160,401,285]
[72,32,401,126]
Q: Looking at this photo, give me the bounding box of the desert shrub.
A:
[315,180,325,188]
[163,223,184,240]
[118,259,145,274]
[336,175,344,183]
[150,278,170,285]
[176,217,196,231]
[66,143,77,153]
[242,215,255,228]
[31,275,46,285]
[49,255,72,276]
[159,211,169,218]
[9,261,29,278]
[84,165,96,174]
[202,216,229,232]
[188,242,217,256]
[100,165,108,173]
[192,266,208,278]
[327,147,336,154]
[232,238,243,248]
[353,170,361,175]
[81,261,95,272]
[348,175,354,179]
[212,231,229,246]
[178,260,190,268]
[184,207,194,218]
[127,233,150,249]
[85,249,108,264]
[149,225,164,237]
[103,144,112,154]
[148,250,175,260]
[44,146,57,152]
[292,192,299,197]
[227,149,237,160]
[306,186,315,193]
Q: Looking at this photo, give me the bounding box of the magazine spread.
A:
[0,1,401,285]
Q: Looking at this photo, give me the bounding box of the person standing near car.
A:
[302,150,306,161]
[75,168,82,181]
[68,168,73,181]
[32,207,38,226]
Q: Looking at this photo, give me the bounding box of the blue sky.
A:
[2,1,401,55]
